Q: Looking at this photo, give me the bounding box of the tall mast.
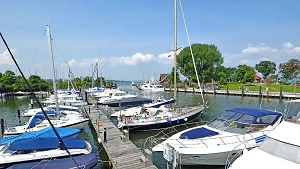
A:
[173,0,177,109]
[46,25,59,113]
[68,67,70,90]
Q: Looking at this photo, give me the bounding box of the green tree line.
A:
[173,43,300,86]
[0,70,111,93]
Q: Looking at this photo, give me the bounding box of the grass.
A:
[220,82,300,93]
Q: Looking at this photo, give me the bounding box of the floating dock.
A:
[85,98,158,169]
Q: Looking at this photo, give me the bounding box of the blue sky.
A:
[0,0,300,81]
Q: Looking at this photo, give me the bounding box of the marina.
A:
[0,82,294,169]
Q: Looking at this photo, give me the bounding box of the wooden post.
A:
[17,110,21,124]
[1,119,4,138]
[226,85,229,95]
[144,149,153,167]
[242,86,244,96]
[279,86,283,99]
[259,86,262,97]
[104,128,107,142]
[84,91,89,104]
[193,87,195,93]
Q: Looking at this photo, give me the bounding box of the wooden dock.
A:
[165,87,300,99]
[85,98,158,169]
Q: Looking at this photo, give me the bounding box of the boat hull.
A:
[3,119,89,137]
[119,107,203,131]
[179,149,243,166]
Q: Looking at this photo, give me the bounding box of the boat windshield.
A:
[258,137,300,164]
[207,110,278,134]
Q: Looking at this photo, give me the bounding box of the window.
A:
[259,137,300,164]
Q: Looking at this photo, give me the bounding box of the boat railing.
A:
[147,127,274,150]
[143,121,207,149]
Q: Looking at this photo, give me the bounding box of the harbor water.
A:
[0,82,288,169]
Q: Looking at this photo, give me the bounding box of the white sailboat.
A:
[3,25,89,137]
[117,0,206,131]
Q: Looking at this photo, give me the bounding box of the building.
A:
[159,74,170,83]
[254,74,261,83]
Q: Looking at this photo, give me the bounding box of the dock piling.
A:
[0,119,4,138]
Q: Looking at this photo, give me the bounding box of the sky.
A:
[0,0,300,81]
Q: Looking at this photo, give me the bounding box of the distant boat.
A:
[131,81,136,86]
[7,153,98,169]
[136,81,164,92]
[0,127,81,146]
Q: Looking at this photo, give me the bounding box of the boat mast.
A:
[46,25,59,113]
[173,0,177,109]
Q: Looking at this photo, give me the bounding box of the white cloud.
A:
[0,49,16,65]
[223,42,300,68]
[110,53,155,66]
[240,59,251,64]
[283,42,294,49]
[66,58,104,67]
[242,44,273,54]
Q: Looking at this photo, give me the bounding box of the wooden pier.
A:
[165,87,300,99]
[85,98,158,169]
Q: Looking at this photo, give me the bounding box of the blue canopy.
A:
[227,108,282,117]
[180,127,219,139]
[28,110,58,129]
[8,137,86,151]
[7,153,97,169]
[0,127,80,146]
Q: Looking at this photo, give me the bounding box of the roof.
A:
[8,137,86,151]
[227,108,282,117]
[254,74,261,80]
[159,74,170,82]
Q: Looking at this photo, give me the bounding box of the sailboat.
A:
[0,27,97,169]
[3,25,89,137]
[150,0,284,166]
[117,0,206,131]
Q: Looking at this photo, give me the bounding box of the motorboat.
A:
[7,153,98,169]
[152,108,283,165]
[93,88,122,99]
[136,81,164,92]
[117,104,205,131]
[42,93,87,106]
[22,105,80,117]
[111,97,175,117]
[98,90,137,104]
[0,127,81,146]
[0,137,92,168]
[3,110,89,137]
[226,99,300,169]
[99,96,153,107]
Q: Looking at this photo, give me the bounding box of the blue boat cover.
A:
[180,127,219,139]
[8,137,86,151]
[7,153,97,169]
[227,108,281,117]
[0,127,80,146]
[28,110,57,129]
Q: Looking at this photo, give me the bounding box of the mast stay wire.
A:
[29,29,46,75]
[178,0,205,105]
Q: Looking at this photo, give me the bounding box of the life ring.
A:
[126,117,130,122]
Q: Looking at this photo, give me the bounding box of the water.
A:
[0,82,288,169]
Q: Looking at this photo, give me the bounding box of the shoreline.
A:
[165,87,300,99]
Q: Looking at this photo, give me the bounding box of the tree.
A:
[1,70,16,91]
[231,73,238,82]
[242,72,254,83]
[28,75,43,91]
[255,61,276,80]
[177,43,223,83]
[236,65,255,82]
[13,75,27,91]
[279,59,300,79]
[168,67,180,87]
